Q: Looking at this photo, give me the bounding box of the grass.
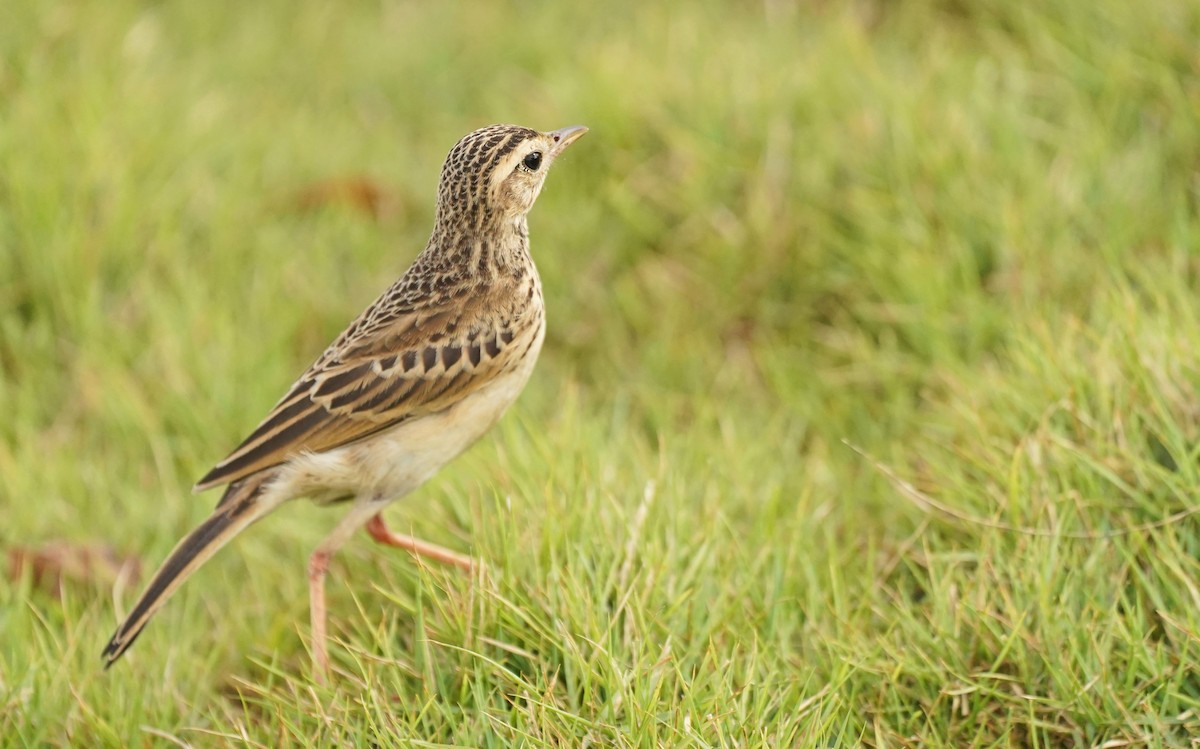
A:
[2,0,1200,745]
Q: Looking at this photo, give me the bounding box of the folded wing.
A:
[194,300,532,492]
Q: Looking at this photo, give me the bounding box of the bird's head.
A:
[435,123,587,230]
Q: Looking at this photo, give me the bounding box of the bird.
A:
[102,123,588,678]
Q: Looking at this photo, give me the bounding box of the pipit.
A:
[102,123,587,677]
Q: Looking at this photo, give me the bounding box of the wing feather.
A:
[194,293,536,492]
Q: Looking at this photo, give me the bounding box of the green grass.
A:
[2,0,1200,745]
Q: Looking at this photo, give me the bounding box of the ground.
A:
[2,0,1200,746]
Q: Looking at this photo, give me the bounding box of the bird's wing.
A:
[193,294,538,491]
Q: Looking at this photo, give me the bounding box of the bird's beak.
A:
[549,125,588,155]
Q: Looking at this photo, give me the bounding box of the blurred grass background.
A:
[2,0,1200,745]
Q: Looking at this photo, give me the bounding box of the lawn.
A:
[2,0,1200,745]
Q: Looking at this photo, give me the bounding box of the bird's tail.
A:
[102,471,280,667]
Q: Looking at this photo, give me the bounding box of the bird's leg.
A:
[306,507,476,682]
[308,549,332,682]
[365,513,477,573]
[308,502,381,682]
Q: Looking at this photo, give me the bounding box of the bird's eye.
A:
[522,151,543,171]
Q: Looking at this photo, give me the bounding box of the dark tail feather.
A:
[102,473,277,667]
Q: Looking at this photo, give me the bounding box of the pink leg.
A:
[308,549,331,682]
[365,514,476,572]
[307,502,381,682]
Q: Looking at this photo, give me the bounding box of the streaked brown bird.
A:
[103,123,587,678]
